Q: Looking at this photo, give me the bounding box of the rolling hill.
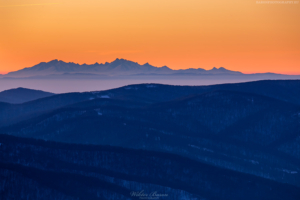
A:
[0,87,54,104]
[1,82,300,188]
[1,80,300,199]
[1,80,300,127]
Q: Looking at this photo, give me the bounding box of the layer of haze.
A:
[0,77,271,93]
[0,0,299,74]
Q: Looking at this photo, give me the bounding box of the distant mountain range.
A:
[2,58,298,79]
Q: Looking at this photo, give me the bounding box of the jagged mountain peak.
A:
[109,58,139,67]
[207,66,242,75]
[3,59,243,78]
[210,67,228,71]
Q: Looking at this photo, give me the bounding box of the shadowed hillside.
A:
[1,87,299,187]
[0,87,54,104]
[1,80,300,127]
[1,80,300,199]
[1,134,299,200]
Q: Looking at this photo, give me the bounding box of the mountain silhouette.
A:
[3,58,250,78]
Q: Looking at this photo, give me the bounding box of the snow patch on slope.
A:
[188,144,214,153]
[100,95,110,98]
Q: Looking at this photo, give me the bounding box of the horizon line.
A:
[1,58,299,76]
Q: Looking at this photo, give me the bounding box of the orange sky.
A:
[0,0,299,74]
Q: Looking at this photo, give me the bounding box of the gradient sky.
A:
[0,0,299,74]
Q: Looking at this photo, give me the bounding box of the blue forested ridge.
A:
[0,80,300,199]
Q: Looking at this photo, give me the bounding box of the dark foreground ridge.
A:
[1,134,299,200]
